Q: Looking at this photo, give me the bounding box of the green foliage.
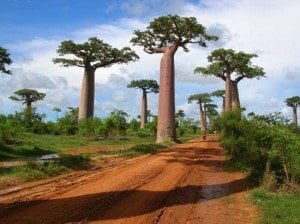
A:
[0,46,12,74]
[131,14,217,53]
[10,88,46,107]
[252,189,300,224]
[211,89,225,98]
[57,107,79,135]
[194,48,265,82]
[216,110,300,186]
[53,37,139,69]
[285,96,300,108]
[127,79,159,93]
[187,93,211,104]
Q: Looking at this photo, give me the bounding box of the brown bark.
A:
[224,72,232,112]
[78,68,95,120]
[140,89,147,128]
[156,46,178,143]
[232,81,241,109]
[293,107,298,126]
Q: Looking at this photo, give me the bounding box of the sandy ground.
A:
[0,135,257,224]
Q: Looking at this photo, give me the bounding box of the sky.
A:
[0,0,299,121]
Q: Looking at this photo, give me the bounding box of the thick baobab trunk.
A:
[225,73,232,112]
[199,103,206,134]
[78,68,95,120]
[140,89,147,128]
[156,46,177,143]
[293,107,298,126]
[232,81,241,109]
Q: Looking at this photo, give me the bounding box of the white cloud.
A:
[1,0,300,121]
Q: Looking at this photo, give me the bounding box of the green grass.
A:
[0,155,90,181]
[0,133,155,160]
[252,189,300,224]
[98,143,168,158]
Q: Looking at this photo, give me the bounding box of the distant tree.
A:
[9,89,46,108]
[131,14,217,143]
[0,46,12,75]
[175,109,186,126]
[127,79,159,128]
[53,107,61,120]
[53,37,139,120]
[195,49,264,111]
[204,103,218,128]
[211,90,225,114]
[188,93,211,134]
[285,96,300,126]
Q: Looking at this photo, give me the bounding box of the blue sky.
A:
[0,0,299,121]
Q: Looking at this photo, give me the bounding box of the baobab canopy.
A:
[0,46,12,75]
[53,37,139,120]
[131,14,218,54]
[53,37,139,69]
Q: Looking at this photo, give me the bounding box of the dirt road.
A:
[0,135,256,224]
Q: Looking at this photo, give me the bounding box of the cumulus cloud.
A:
[1,0,300,120]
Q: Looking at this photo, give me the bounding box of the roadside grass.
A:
[0,133,155,160]
[0,135,168,184]
[0,155,90,181]
[100,143,168,158]
[252,189,300,224]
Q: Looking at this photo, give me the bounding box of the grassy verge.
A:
[101,143,168,158]
[252,189,300,224]
[0,134,155,160]
[0,155,89,181]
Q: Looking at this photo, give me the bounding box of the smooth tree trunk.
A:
[199,103,206,134]
[140,89,147,128]
[225,72,232,112]
[78,68,95,120]
[293,106,298,126]
[232,81,241,109]
[222,97,225,114]
[156,46,178,143]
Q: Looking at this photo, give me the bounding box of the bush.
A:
[216,110,300,187]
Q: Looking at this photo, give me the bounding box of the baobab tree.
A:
[175,109,186,126]
[195,49,264,111]
[53,107,62,120]
[285,96,300,126]
[10,89,46,108]
[188,93,211,135]
[131,15,218,143]
[211,89,225,113]
[53,37,139,120]
[0,46,12,75]
[205,103,218,128]
[127,79,159,128]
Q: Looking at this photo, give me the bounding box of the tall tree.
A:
[9,89,46,108]
[0,46,12,75]
[195,49,264,111]
[175,109,186,126]
[53,107,62,120]
[231,52,265,108]
[127,79,159,128]
[205,103,218,128]
[188,93,211,135]
[285,96,300,126]
[131,15,217,143]
[53,37,139,120]
[211,89,225,113]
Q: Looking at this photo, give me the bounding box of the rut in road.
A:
[0,135,257,224]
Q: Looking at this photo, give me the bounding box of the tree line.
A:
[1,15,299,143]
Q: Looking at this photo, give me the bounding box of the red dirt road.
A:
[0,135,256,224]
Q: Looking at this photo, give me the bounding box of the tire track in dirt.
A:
[0,135,257,224]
